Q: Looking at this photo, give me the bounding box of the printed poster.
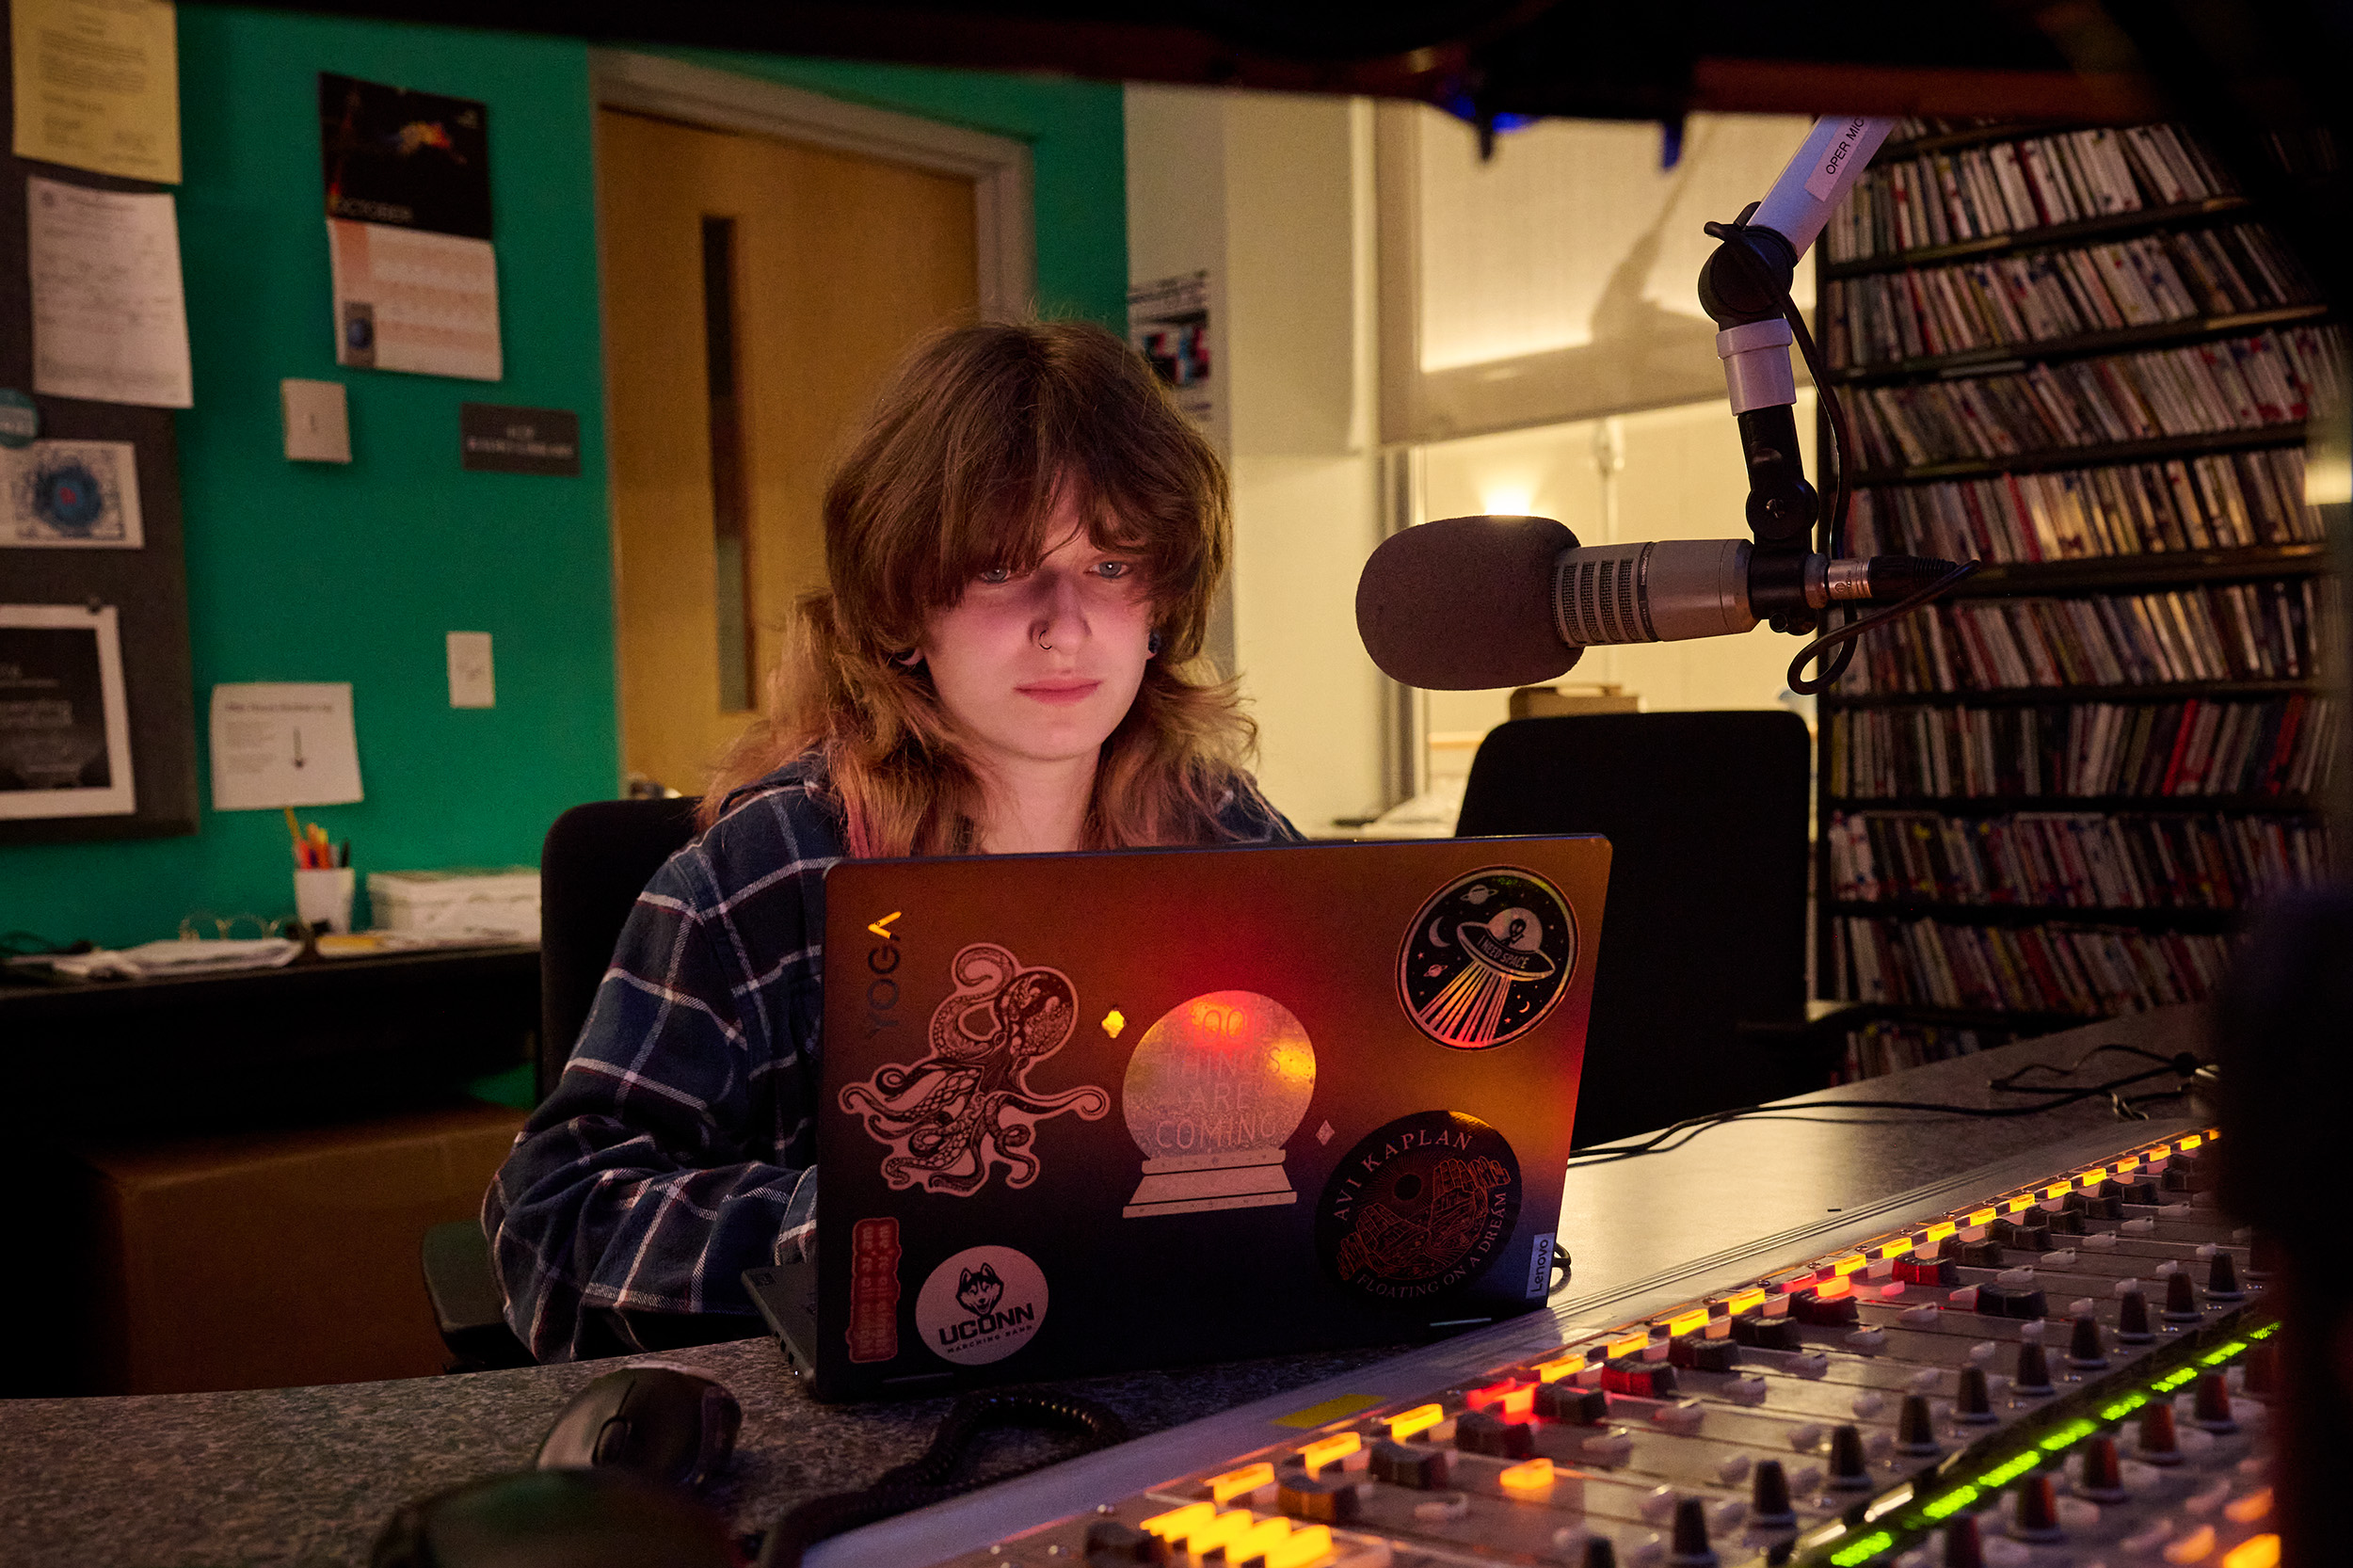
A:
[0,440,142,549]
[0,603,135,819]
[1128,270,1217,434]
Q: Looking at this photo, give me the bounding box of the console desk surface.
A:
[0,1004,2206,1567]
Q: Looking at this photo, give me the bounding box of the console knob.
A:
[2163,1270,2202,1323]
[2013,1341,2054,1395]
[2205,1252,2245,1302]
[1669,1496,1718,1566]
[2076,1435,2127,1502]
[2116,1288,2155,1343]
[1941,1513,1985,1568]
[2011,1475,2063,1541]
[2066,1315,2106,1369]
[2193,1372,2238,1433]
[1896,1393,1940,1455]
[1750,1459,1795,1525]
[1954,1366,1997,1423]
[2138,1401,2184,1465]
[1827,1425,1872,1489]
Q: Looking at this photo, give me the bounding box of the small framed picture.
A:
[0,602,135,818]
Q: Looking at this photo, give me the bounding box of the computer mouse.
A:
[372,1466,734,1568]
[536,1363,743,1491]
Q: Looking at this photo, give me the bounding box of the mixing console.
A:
[920,1127,2274,1568]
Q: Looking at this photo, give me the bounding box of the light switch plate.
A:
[447,632,495,709]
[282,378,352,462]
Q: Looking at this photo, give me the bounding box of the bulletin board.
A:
[0,4,199,846]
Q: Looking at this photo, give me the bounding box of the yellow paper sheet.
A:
[12,0,180,184]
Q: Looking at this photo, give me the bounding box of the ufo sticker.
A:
[1396,867,1576,1049]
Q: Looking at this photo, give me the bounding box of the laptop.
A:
[744,832,1609,1400]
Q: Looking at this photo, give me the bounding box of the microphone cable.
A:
[1768,268,1982,696]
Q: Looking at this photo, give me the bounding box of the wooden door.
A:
[598,108,979,793]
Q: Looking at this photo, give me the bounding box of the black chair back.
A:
[537,796,702,1100]
[1456,712,1810,1148]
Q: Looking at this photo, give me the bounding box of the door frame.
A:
[587,50,1035,313]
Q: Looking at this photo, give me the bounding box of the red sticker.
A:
[846,1217,903,1364]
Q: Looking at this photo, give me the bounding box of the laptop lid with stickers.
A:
[749,833,1608,1401]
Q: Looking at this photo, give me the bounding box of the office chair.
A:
[1454,712,1817,1149]
[423,795,702,1371]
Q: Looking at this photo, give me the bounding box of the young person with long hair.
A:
[485,320,1299,1360]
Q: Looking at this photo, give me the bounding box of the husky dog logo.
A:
[840,942,1111,1194]
[1396,868,1576,1049]
[956,1264,1004,1317]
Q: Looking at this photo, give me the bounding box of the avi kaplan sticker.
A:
[916,1244,1049,1367]
[1316,1111,1523,1304]
[1397,867,1576,1048]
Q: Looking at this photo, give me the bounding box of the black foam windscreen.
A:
[1354,515,1582,691]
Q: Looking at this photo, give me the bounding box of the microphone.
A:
[1355,515,1961,691]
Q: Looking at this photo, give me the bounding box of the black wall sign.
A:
[460,404,580,476]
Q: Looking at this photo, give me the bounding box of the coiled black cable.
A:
[753,1389,1130,1568]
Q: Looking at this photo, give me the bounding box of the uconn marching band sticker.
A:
[1317,1111,1523,1303]
[1397,867,1575,1049]
[839,942,1110,1195]
[916,1244,1048,1367]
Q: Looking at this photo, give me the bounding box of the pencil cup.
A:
[295,867,357,935]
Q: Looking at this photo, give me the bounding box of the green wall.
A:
[0,12,1128,952]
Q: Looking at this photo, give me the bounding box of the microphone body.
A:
[1356,515,1959,691]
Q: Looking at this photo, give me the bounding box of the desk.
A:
[0,1004,2210,1567]
[2,944,537,1131]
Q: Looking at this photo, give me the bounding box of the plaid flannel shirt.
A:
[484,750,1303,1361]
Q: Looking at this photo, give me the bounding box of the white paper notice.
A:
[208,682,364,810]
[28,176,193,408]
[328,218,502,381]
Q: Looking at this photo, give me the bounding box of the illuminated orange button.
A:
[1666,1308,1709,1337]
[2225,1489,2274,1525]
[1968,1208,1997,1226]
[1210,1463,1274,1503]
[2043,1181,2073,1199]
[2081,1167,2107,1184]
[1264,1525,1336,1568]
[2007,1196,2034,1214]
[2222,1535,2281,1568]
[2115,1156,2141,1173]
[1388,1404,1443,1441]
[1499,1458,1556,1492]
[1725,1288,1767,1316]
[1188,1510,1257,1556]
[1817,1274,1852,1301]
[2148,1144,2172,1160]
[1300,1432,1362,1471]
[2180,1133,2205,1150]
[1534,1353,1587,1383]
[1228,1517,1293,1563]
[1925,1221,1957,1242]
[1143,1502,1214,1541]
[1465,1380,1526,1414]
[1881,1237,1913,1259]
[1608,1332,1651,1360]
[2164,1525,2217,1563]
[1833,1255,1867,1277]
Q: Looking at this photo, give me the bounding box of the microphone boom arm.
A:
[1698,116,1897,632]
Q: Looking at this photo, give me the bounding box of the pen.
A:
[284,807,309,867]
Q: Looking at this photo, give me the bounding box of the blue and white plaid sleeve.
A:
[483,777,836,1361]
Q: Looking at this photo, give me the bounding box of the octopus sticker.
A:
[840,942,1110,1195]
[1397,867,1575,1049]
[1316,1111,1523,1304]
